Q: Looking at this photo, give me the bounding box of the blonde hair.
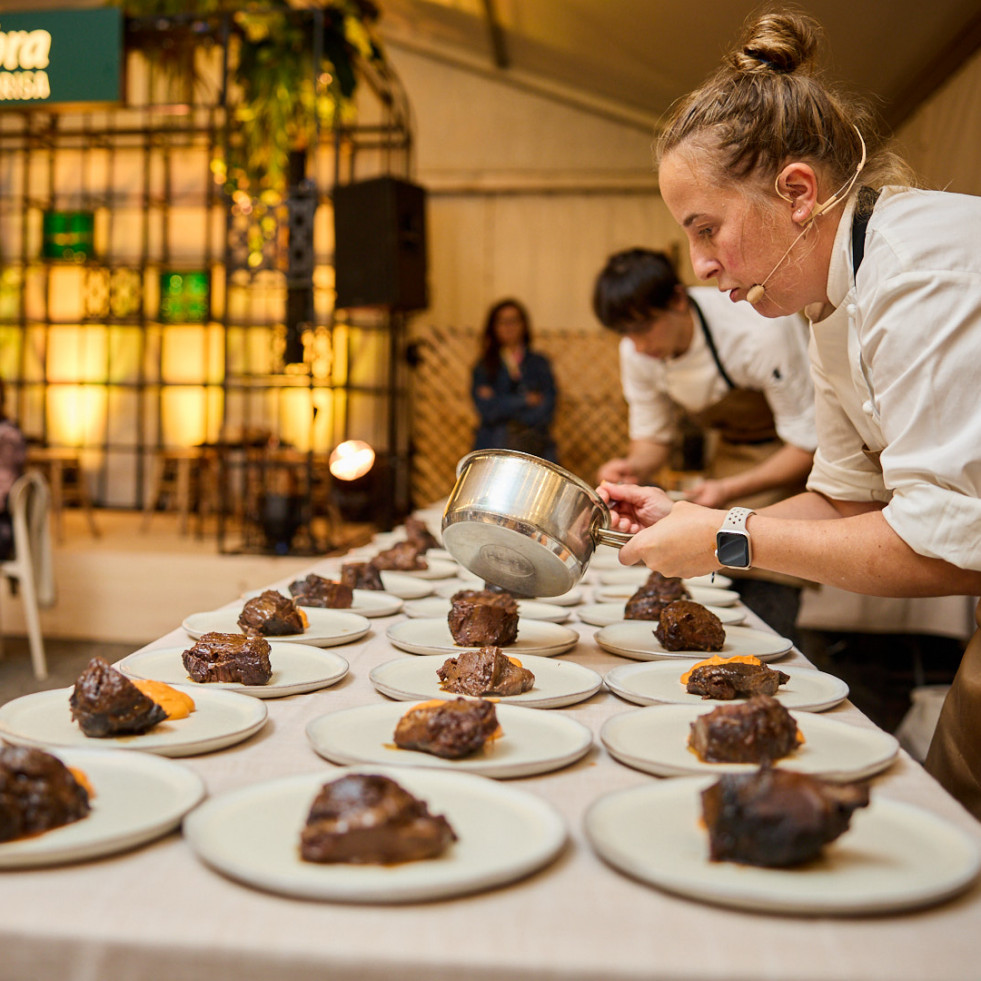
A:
[656,10,915,200]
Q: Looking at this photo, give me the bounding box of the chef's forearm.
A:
[750,508,981,597]
[715,444,814,503]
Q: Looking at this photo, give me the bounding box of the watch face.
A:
[716,532,751,568]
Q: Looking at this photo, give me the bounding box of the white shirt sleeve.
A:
[618,337,676,444]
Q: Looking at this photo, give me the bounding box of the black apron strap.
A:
[691,297,735,390]
[851,186,881,279]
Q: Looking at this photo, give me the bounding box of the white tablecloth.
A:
[2,539,979,981]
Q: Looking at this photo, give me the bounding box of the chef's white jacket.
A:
[807,186,981,571]
[618,286,817,451]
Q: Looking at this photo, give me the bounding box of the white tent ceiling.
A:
[375,0,981,131]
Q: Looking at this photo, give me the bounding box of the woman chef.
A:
[598,10,981,817]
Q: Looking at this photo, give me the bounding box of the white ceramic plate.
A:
[183,766,566,903]
[600,704,898,780]
[0,748,205,869]
[306,701,593,779]
[114,643,349,699]
[182,607,371,648]
[604,661,850,712]
[303,563,436,601]
[594,583,741,607]
[598,568,735,589]
[584,777,981,915]
[684,573,734,589]
[402,596,570,623]
[587,553,734,586]
[577,602,745,629]
[539,585,585,606]
[373,558,457,581]
[587,554,735,589]
[587,546,642,569]
[0,686,268,758]
[369,654,603,709]
[595,621,791,662]
[245,586,404,619]
[386,618,580,657]
[379,572,436,600]
[435,578,584,607]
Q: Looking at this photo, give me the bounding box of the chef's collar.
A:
[826,191,862,308]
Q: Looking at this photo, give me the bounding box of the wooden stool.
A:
[25,447,100,542]
[142,447,204,535]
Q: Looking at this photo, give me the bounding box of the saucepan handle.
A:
[594,527,634,549]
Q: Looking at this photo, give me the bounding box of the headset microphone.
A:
[745,128,867,306]
[746,226,809,304]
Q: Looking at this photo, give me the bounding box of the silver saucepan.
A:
[441,449,632,597]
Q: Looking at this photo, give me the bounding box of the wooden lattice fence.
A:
[409,324,629,507]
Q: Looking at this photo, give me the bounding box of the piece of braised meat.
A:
[0,743,91,842]
[654,600,725,652]
[625,572,690,620]
[371,541,428,571]
[393,698,499,759]
[340,561,385,591]
[69,657,168,737]
[404,516,439,553]
[237,589,305,636]
[447,590,519,646]
[686,661,790,700]
[437,646,535,697]
[701,765,870,867]
[181,631,273,685]
[300,773,456,864]
[289,574,354,609]
[688,694,800,764]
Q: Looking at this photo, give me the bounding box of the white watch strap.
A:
[721,506,755,532]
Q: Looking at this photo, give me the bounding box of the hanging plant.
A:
[115,1,387,265]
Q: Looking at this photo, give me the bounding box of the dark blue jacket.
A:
[471,351,557,461]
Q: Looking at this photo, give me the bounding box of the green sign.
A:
[42,211,95,262]
[159,271,211,324]
[0,8,122,107]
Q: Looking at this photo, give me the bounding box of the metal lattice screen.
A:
[409,324,628,506]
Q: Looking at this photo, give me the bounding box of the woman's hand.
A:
[597,481,673,533]
[618,500,726,578]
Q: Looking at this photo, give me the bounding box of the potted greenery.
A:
[116,1,388,260]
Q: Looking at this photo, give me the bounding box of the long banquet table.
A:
[2,515,980,981]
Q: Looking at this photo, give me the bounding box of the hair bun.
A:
[731,11,821,75]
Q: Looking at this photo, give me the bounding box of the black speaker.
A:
[333,176,428,311]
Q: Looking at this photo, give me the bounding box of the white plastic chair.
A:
[0,471,56,679]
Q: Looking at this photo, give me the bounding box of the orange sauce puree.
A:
[680,654,763,685]
[131,679,195,720]
[67,767,95,799]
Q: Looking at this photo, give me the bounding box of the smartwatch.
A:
[715,507,755,569]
